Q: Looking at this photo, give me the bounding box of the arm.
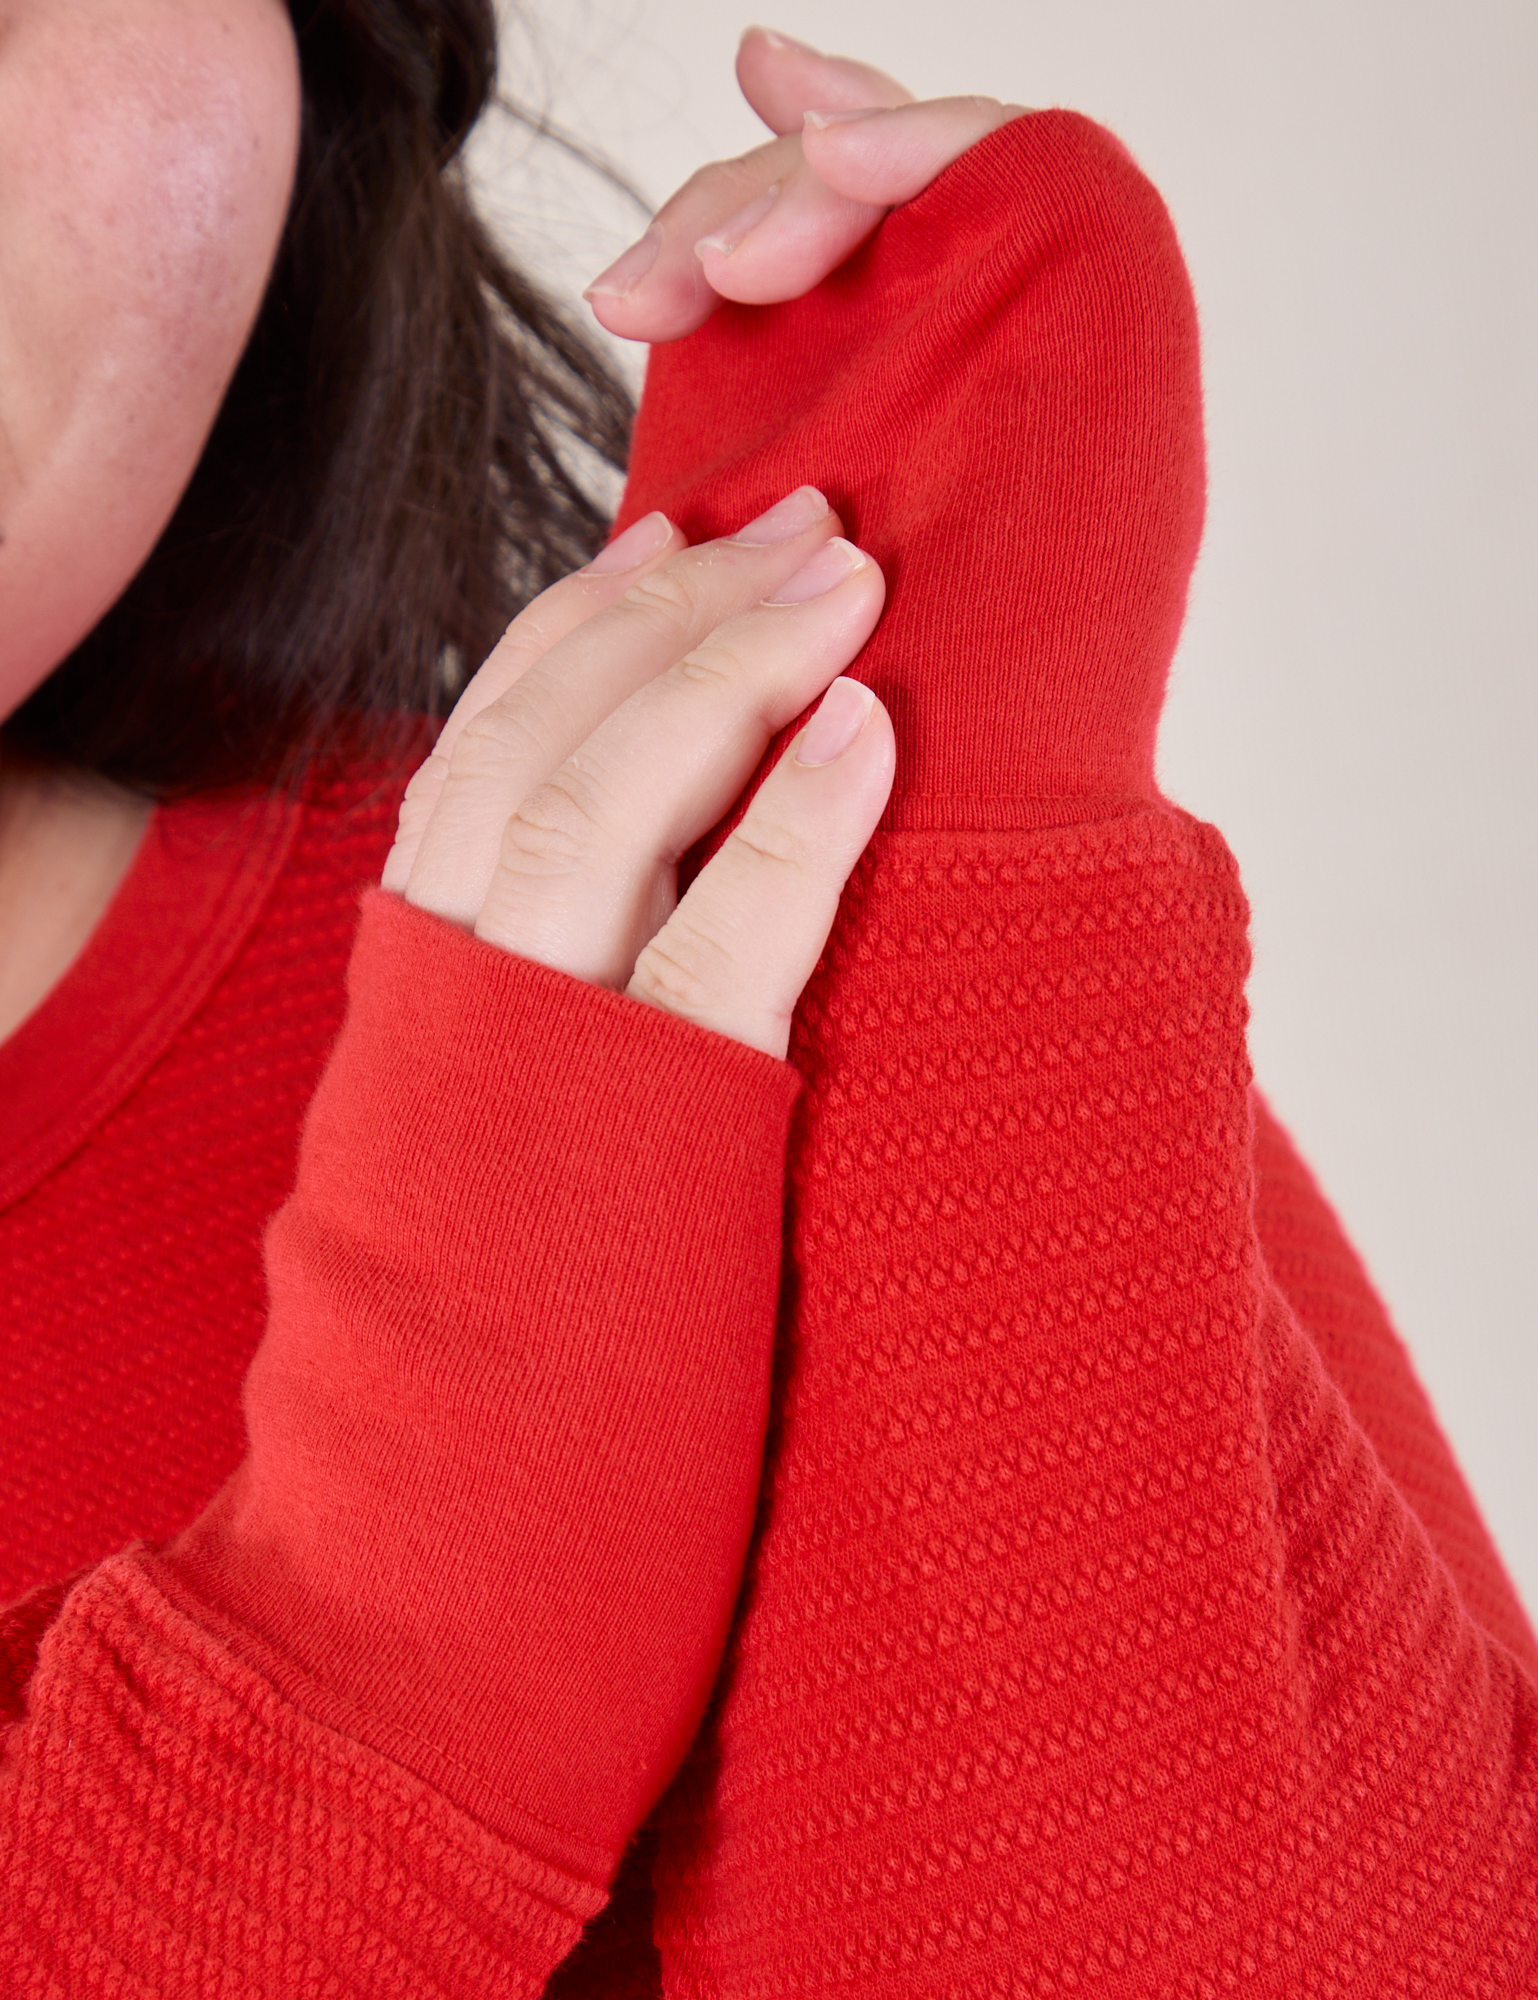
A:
[1,891,799,1993]
[1,477,900,1985]
[607,104,1538,1996]
[1251,1090,1538,1676]
[2,19,920,1986]
[664,802,1538,1995]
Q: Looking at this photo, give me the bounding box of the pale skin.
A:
[0,3,1024,1058]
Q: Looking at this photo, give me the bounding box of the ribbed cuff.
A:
[166,888,802,1864]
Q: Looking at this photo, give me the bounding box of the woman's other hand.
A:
[381,489,894,1061]
[583,26,1027,342]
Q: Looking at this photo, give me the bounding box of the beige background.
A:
[468,0,1538,1611]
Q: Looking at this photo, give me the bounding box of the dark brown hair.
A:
[5,0,635,795]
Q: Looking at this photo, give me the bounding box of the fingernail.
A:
[734,485,828,544]
[584,227,662,300]
[756,27,820,53]
[803,106,885,130]
[586,510,672,574]
[795,676,875,766]
[763,536,865,603]
[695,186,780,260]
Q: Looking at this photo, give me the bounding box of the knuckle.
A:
[500,594,564,655]
[497,779,600,877]
[726,812,811,874]
[390,786,434,852]
[674,633,751,695]
[397,749,447,817]
[618,565,704,641]
[629,921,733,1019]
[675,159,737,206]
[452,700,551,787]
[673,140,788,212]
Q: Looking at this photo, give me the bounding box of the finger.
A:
[696,91,1024,310]
[734,26,913,137]
[583,24,913,343]
[692,152,885,309]
[402,487,844,928]
[585,133,800,344]
[587,96,1031,340]
[625,677,896,1060]
[473,537,885,988]
[380,510,685,894]
[800,96,1030,208]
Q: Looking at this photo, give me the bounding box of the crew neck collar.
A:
[0,786,300,1210]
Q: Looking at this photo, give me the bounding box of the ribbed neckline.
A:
[0,787,300,1210]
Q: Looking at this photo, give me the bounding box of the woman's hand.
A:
[584,27,1027,342]
[381,488,894,1060]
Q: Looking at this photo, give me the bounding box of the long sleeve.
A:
[1,888,801,1995]
[1251,1092,1538,1680]
[554,109,1538,1994]
[648,812,1538,1994]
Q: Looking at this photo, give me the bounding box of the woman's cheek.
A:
[0,0,301,718]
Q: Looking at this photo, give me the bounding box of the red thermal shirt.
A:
[3,108,1535,1996]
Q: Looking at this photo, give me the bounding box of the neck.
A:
[0,750,152,1044]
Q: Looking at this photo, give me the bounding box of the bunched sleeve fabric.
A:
[2,1555,600,1996]
[560,109,1538,1994]
[1,890,803,1995]
[647,813,1538,1995]
[1250,1093,1538,1683]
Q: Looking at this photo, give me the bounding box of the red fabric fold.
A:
[5,1552,599,1996]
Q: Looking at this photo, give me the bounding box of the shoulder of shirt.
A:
[266,715,437,899]
[163,715,437,980]
[292,714,435,827]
